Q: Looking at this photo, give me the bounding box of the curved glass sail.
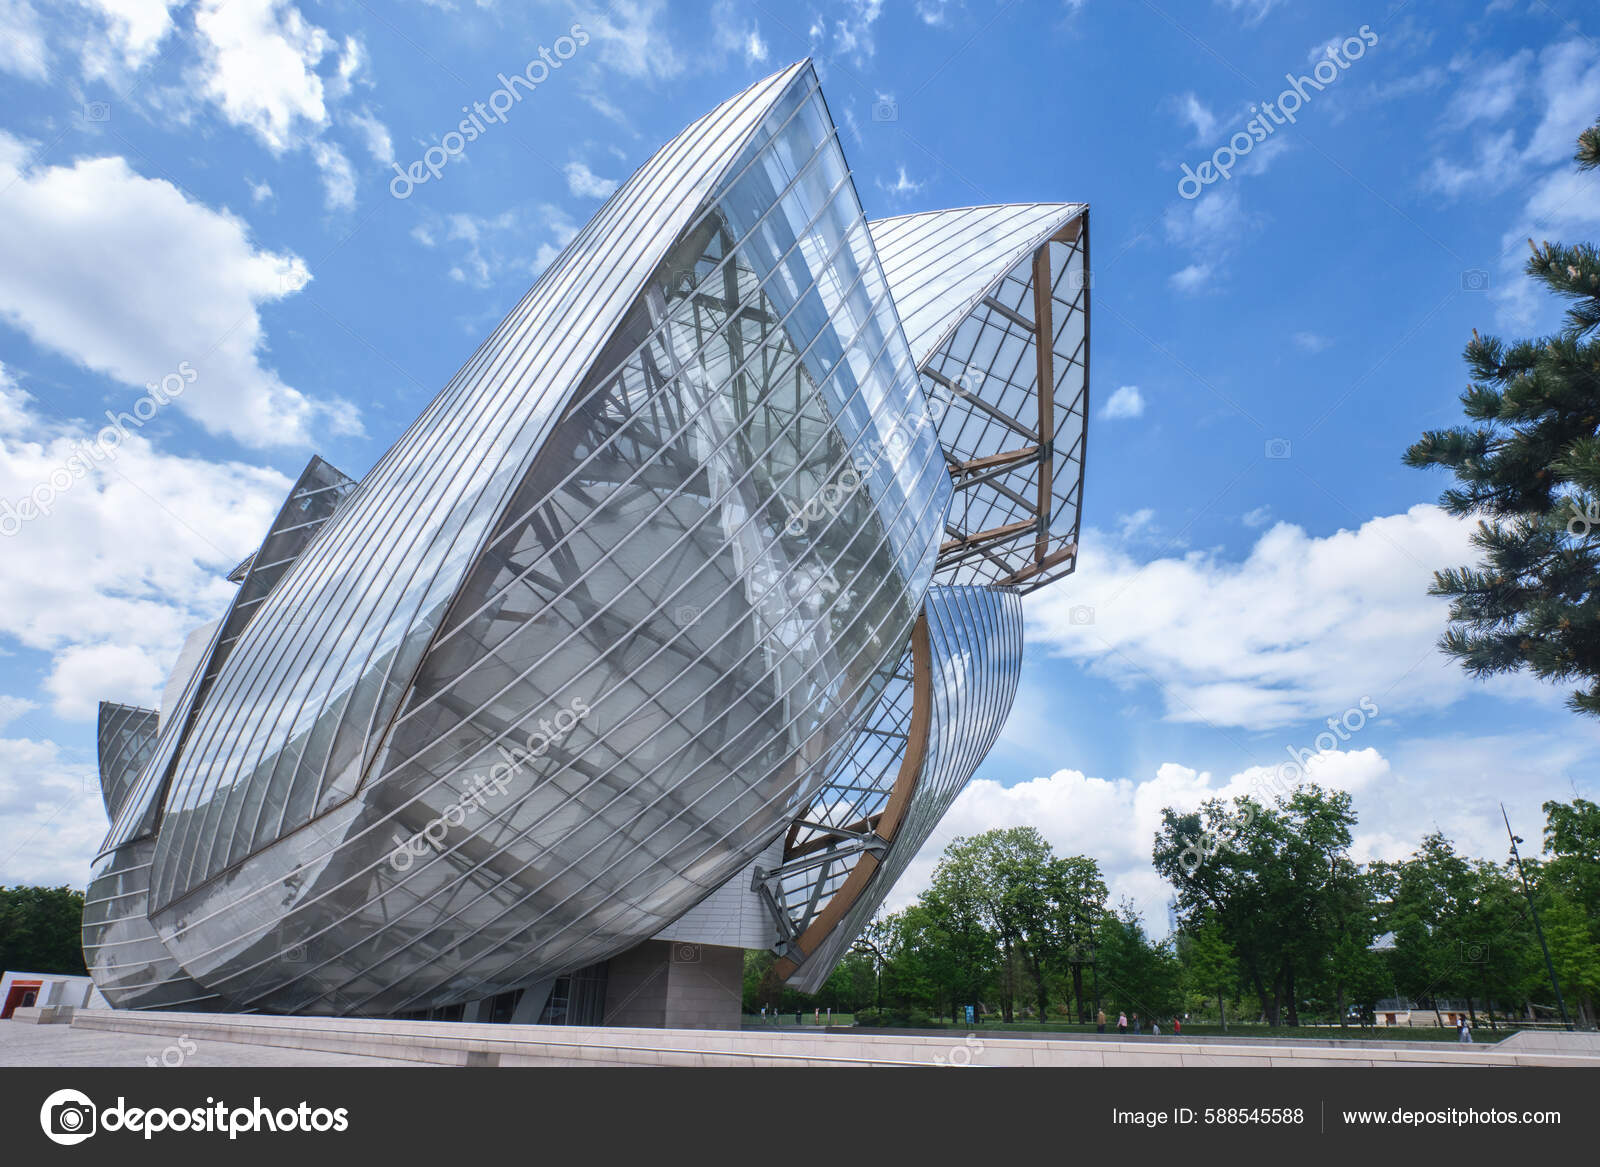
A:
[871,204,1089,592]
[760,584,1023,991]
[118,62,949,1016]
[80,67,1088,1023]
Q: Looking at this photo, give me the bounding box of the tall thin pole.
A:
[1501,802,1571,1030]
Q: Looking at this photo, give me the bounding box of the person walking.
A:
[1096,1008,1106,1034]
[1132,1012,1142,1035]
[1173,1016,1182,1036]
[1458,1019,1474,1044]
[1151,1020,1160,1035]
[1116,1011,1128,1035]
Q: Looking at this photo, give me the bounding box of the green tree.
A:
[1177,913,1237,1029]
[1095,901,1182,1023]
[1403,117,1600,715]
[925,827,1081,1022]
[1541,798,1600,923]
[1538,891,1600,1027]
[1155,787,1361,1025]
[0,886,88,976]
[1046,855,1108,1021]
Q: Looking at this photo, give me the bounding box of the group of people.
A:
[1096,1009,1181,1036]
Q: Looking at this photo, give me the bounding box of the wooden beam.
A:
[939,518,1034,556]
[996,544,1077,588]
[773,615,933,981]
[1033,242,1056,565]
[948,446,1040,476]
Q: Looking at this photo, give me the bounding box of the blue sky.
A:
[0,0,1597,933]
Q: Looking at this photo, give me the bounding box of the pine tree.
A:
[1404,117,1600,714]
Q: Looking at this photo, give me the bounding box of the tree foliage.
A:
[1404,117,1600,714]
[0,886,88,976]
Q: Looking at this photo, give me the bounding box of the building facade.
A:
[83,61,1090,1027]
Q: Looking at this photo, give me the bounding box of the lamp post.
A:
[1501,802,1571,1031]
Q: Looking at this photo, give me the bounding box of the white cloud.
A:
[0,365,291,719]
[1241,504,1272,528]
[1442,49,1532,127]
[413,205,578,287]
[875,165,924,200]
[0,135,358,446]
[249,178,274,203]
[1421,39,1600,330]
[582,0,682,80]
[76,0,182,79]
[1164,187,1251,292]
[1420,128,1519,200]
[309,138,356,211]
[564,160,618,199]
[711,0,768,65]
[1176,93,1217,145]
[1292,331,1331,352]
[191,0,335,153]
[1213,0,1284,27]
[346,108,395,166]
[578,89,636,136]
[0,695,37,731]
[46,643,167,721]
[1099,384,1145,420]
[1025,504,1556,731]
[0,0,47,80]
[833,0,884,62]
[0,734,106,886]
[1168,262,1212,293]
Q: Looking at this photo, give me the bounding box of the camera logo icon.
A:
[1460,940,1488,963]
[872,97,898,122]
[671,942,702,963]
[40,1088,97,1145]
[1265,438,1291,459]
[1461,269,1490,292]
[1068,605,1095,626]
[83,101,110,123]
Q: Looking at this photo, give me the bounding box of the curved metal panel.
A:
[101,456,355,850]
[82,838,221,1011]
[96,702,158,824]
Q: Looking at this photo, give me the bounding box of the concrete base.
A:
[1497,1029,1600,1055]
[9,1006,75,1025]
[57,1011,1600,1068]
[602,940,743,1029]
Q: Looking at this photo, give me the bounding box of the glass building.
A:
[83,61,1090,1027]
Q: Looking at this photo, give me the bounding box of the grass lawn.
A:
[842,1019,1526,1042]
